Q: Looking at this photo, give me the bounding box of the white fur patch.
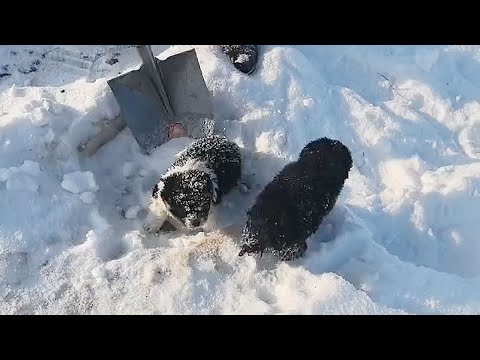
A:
[144,196,170,233]
[149,195,168,218]
[156,179,165,193]
[164,159,213,179]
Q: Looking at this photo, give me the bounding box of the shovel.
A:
[78,45,215,156]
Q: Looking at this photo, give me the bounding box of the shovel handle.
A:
[136,45,174,116]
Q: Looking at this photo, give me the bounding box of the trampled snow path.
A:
[1,45,480,314]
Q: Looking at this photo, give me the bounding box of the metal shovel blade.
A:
[107,48,214,154]
[160,49,214,126]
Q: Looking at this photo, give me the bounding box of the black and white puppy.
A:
[144,135,242,233]
[239,137,353,261]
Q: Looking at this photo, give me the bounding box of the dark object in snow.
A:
[18,67,37,74]
[0,73,11,79]
[106,58,119,65]
[18,60,40,74]
[239,137,353,261]
[145,135,242,233]
[220,45,258,75]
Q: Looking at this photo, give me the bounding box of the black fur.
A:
[220,45,258,75]
[172,135,242,204]
[158,135,242,230]
[239,137,353,261]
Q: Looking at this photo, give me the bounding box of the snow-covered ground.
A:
[1,45,480,314]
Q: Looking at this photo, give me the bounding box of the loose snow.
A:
[1,45,480,314]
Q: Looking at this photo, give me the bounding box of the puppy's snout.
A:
[185,215,203,229]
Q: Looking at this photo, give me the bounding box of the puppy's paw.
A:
[143,218,179,234]
[144,200,171,234]
[143,216,166,234]
[143,222,162,234]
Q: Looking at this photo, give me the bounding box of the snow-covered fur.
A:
[239,137,353,261]
[145,135,242,232]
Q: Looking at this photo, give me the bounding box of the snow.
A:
[1,45,480,314]
[6,172,39,192]
[61,171,99,194]
[125,205,141,220]
[80,191,95,205]
[20,160,41,176]
[0,168,12,181]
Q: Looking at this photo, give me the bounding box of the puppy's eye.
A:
[203,203,210,211]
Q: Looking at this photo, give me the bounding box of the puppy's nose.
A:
[191,219,200,227]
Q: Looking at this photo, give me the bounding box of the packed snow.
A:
[1,45,480,314]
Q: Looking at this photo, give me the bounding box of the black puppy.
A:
[239,137,353,261]
[144,135,242,233]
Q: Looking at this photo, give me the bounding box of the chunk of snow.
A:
[6,173,39,192]
[61,171,99,194]
[20,160,41,176]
